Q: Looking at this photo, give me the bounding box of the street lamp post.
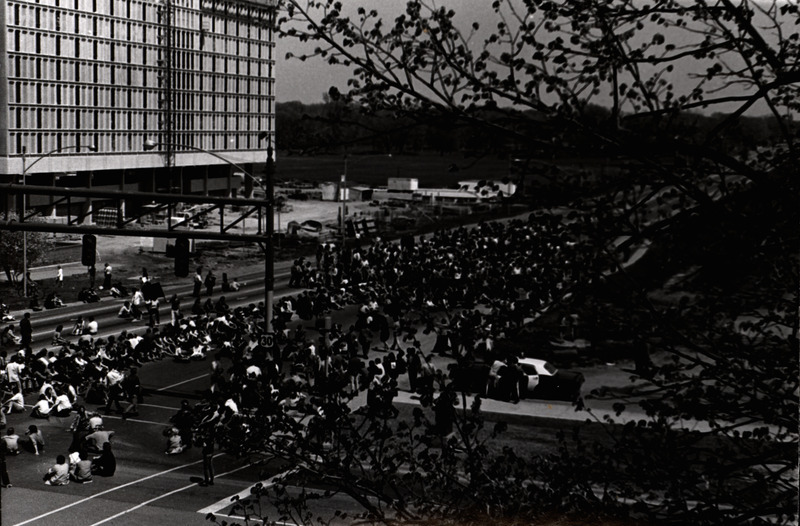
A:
[144,138,273,332]
[20,144,97,297]
[340,166,347,248]
[262,136,274,334]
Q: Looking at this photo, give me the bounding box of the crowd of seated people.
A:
[1,213,593,465]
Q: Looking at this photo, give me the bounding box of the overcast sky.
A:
[275,0,495,103]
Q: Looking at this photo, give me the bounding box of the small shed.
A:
[320,182,349,201]
[349,186,373,201]
[388,177,418,191]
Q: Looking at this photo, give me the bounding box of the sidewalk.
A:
[346,382,778,435]
[0,260,88,283]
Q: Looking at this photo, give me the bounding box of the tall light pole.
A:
[340,163,347,248]
[21,144,97,297]
[260,133,274,334]
[144,137,272,331]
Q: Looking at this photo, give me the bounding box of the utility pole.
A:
[265,142,274,334]
[22,146,27,297]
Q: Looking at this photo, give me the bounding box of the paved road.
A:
[1,355,276,526]
[2,233,779,523]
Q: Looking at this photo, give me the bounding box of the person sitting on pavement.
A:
[69,451,93,484]
[84,426,115,453]
[191,298,205,316]
[0,325,21,347]
[1,427,20,455]
[43,455,70,486]
[51,387,74,417]
[31,393,53,419]
[44,292,66,310]
[109,282,129,298]
[84,316,99,336]
[118,301,133,319]
[91,442,116,477]
[78,288,100,303]
[164,427,186,455]
[39,377,57,403]
[51,325,69,347]
[214,296,230,316]
[169,401,196,451]
[26,425,46,455]
[2,389,25,415]
[88,412,104,430]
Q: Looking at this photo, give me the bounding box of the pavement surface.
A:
[0,202,781,525]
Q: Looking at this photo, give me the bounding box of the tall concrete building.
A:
[0,0,276,220]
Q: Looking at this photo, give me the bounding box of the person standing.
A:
[147,297,160,327]
[105,366,128,412]
[170,294,181,326]
[204,270,216,297]
[103,262,113,290]
[25,271,38,298]
[200,431,215,486]
[0,435,11,488]
[5,355,25,395]
[56,265,64,288]
[407,347,421,394]
[121,367,142,416]
[19,312,32,350]
[193,267,203,298]
[418,354,436,399]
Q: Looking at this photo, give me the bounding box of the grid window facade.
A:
[5,0,277,157]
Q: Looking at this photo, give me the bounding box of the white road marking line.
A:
[224,515,296,525]
[197,467,300,515]
[139,403,182,411]
[12,456,216,526]
[88,462,252,526]
[156,373,208,391]
[106,416,166,426]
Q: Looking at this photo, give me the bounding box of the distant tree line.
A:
[277,98,789,159]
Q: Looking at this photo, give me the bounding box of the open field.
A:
[274,151,515,188]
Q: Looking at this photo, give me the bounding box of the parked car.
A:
[450,357,584,402]
[517,357,584,402]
